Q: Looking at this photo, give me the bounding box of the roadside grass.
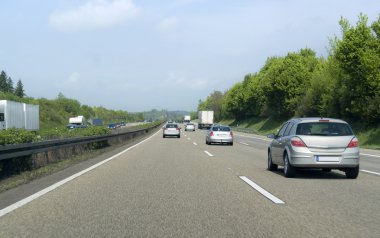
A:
[219,117,283,135]
[355,126,380,150]
[220,117,380,150]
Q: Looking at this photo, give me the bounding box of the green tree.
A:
[197,91,224,121]
[14,80,25,98]
[240,74,264,117]
[221,82,245,120]
[333,14,380,125]
[0,71,8,92]
[55,93,81,116]
[261,49,319,119]
[296,58,340,117]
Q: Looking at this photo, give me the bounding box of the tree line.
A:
[198,14,380,127]
[0,76,143,130]
[0,70,25,98]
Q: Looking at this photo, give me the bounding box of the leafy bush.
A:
[40,126,111,140]
[0,129,39,145]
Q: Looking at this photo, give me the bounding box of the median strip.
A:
[239,176,285,204]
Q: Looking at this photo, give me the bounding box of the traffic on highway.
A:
[0,122,379,237]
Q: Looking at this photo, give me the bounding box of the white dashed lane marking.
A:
[239,142,249,146]
[239,176,285,204]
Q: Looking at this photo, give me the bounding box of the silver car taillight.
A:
[347,137,359,148]
[291,137,306,147]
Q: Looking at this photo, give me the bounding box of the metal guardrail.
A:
[0,124,161,161]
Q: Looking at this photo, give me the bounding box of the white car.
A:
[163,123,181,138]
[185,123,195,131]
[206,125,233,145]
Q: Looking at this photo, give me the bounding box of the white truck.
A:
[67,116,87,129]
[184,115,191,123]
[69,116,86,125]
[198,111,214,129]
[0,100,40,131]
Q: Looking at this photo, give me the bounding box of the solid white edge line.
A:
[0,130,161,218]
[361,170,380,176]
[360,153,380,158]
[239,142,249,146]
[239,176,285,204]
[204,151,214,157]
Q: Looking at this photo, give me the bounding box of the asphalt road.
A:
[0,127,379,237]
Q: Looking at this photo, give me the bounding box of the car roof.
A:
[290,117,348,124]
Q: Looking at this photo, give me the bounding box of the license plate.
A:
[315,156,340,162]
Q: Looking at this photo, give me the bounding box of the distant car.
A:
[267,118,360,179]
[163,123,181,138]
[108,124,117,129]
[206,125,233,145]
[185,123,195,131]
[66,124,87,129]
[66,124,77,129]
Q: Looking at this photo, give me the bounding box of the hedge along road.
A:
[0,127,379,237]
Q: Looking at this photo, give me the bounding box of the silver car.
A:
[185,123,195,131]
[163,123,181,138]
[267,118,359,178]
[206,125,233,145]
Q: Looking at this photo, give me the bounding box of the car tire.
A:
[267,151,278,171]
[230,142,233,146]
[345,166,359,179]
[283,153,295,178]
[178,135,181,138]
[163,135,165,138]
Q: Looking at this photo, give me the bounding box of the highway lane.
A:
[0,127,379,237]
[233,131,380,175]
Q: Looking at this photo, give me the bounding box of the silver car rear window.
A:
[166,124,178,128]
[212,126,231,131]
[296,122,353,136]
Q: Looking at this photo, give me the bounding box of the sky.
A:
[0,0,379,112]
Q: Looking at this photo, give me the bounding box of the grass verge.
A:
[219,117,380,149]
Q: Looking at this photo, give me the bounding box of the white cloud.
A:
[57,72,81,91]
[156,17,180,33]
[49,0,140,31]
[163,72,209,90]
[171,0,204,7]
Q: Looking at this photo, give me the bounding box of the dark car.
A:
[108,124,117,129]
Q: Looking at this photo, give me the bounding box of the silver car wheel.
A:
[268,151,277,171]
[283,153,295,178]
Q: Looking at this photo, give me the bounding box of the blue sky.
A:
[0,0,379,112]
